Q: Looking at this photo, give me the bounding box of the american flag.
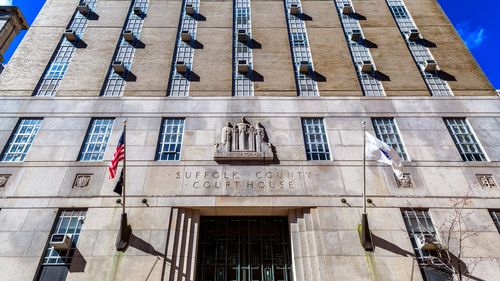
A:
[109,131,125,179]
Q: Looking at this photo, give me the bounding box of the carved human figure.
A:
[221,122,233,152]
[236,117,250,151]
[255,122,266,152]
[248,125,256,151]
[233,125,239,151]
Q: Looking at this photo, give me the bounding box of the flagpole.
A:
[122,120,127,215]
[362,121,366,215]
[116,120,130,252]
[360,121,373,251]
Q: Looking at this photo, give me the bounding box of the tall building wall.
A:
[0,0,498,281]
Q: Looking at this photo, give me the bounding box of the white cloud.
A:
[0,0,13,6]
[457,22,486,50]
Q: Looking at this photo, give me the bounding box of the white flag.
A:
[365,132,404,179]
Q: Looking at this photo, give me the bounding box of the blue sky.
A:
[2,0,499,88]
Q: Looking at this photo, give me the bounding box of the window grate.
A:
[444,118,487,162]
[78,118,114,161]
[1,118,43,162]
[167,0,200,97]
[301,118,331,160]
[372,118,409,161]
[334,0,385,96]
[156,118,185,161]
[101,0,149,96]
[42,209,86,265]
[284,0,319,96]
[233,0,254,96]
[34,0,99,96]
[386,0,452,96]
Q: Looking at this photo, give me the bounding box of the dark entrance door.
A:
[196,217,293,281]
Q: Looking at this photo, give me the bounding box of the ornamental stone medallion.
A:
[214,117,275,162]
[0,175,10,188]
[73,174,92,189]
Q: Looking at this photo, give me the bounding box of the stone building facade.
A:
[0,0,498,281]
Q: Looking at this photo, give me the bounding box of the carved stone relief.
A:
[0,175,10,188]
[73,174,92,188]
[477,174,497,189]
[396,173,413,188]
[214,117,275,162]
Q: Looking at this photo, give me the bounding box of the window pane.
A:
[157,118,185,161]
[42,209,87,265]
[301,118,330,161]
[401,209,452,281]
[372,118,409,161]
[444,118,486,162]
[1,118,43,162]
[79,119,114,161]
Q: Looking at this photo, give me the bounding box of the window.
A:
[444,118,487,162]
[386,0,452,96]
[490,210,500,233]
[390,5,408,18]
[1,118,42,162]
[334,0,385,96]
[285,0,319,96]
[36,209,87,281]
[156,118,185,161]
[235,7,249,25]
[402,209,452,281]
[78,118,114,161]
[42,209,86,265]
[101,0,149,96]
[168,0,200,97]
[233,0,254,96]
[291,32,308,47]
[34,0,98,96]
[371,118,408,161]
[301,118,331,160]
[45,62,69,80]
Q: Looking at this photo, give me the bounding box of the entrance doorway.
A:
[196,216,293,281]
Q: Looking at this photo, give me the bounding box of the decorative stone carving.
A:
[0,175,10,188]
[73,174,92,188]
[396,173,413,188]
[215,117,274,161]
[477,174,497,189]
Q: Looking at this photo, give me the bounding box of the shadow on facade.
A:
[372,234,485,281]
